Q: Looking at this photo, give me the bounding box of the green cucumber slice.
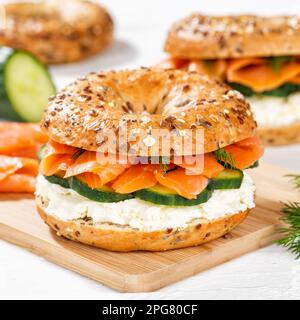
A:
[0,47,56,122]
[209,169,243,190]
[69,177,134,203]
[44,175,70,189]
[135,184,212,207]
[38,144,47,162]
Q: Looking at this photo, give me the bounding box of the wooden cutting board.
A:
[0,162,298,292]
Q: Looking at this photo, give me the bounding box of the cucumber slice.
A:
[209,169,243,190]
[44,175,70,189]
[0,47,56,122]
[38,144,47,162]
[135,184,212,207]
[69,177,134,203]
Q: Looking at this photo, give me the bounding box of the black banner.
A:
[0,300,284,319]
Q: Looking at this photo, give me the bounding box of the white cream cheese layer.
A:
[36,173,255,232]
[248,92,300,127]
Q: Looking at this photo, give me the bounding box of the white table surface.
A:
[1,0,300,300]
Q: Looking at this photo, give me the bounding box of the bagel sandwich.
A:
[0,0,114,64]
[162,14,300,146]
[36,68,264,252]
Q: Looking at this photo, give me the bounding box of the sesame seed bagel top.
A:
[41,68,256,156]
[165,14,300,59]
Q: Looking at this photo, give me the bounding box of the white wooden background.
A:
[1,0,300,300]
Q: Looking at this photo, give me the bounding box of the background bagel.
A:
[41,68,257,156]
[36,201,249,252]
[165,13,300,59]
[258,122,300,146]
[0,0,114,64]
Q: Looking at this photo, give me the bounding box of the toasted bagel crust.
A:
[165,14,300,59]
[37,204,250,252]
[41,68,256,156]
[258,121,300,146]
[0,0,113,64]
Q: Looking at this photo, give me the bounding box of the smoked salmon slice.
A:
[66,151,128,188]
[112,165,157,194]
[156,57,189,69]
[65,151,99,178]
[0,174,36,193]
[225,136,264,170]
[0,155,38,193]
[0,155,38,181]
[0,122,45,193]
[47,139,79,155]
[40,139,80,176]
[290,74,300,84]
[182,58,300,92]
[175,154,224,178]
[0,156,23,181]
[155,168,209,200]
[77,172,104,190]
[40,154,75,176]
[0,122,48,159]
[226,58,300,92]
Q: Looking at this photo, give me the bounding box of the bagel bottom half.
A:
[36,200,250,252]
[258,121,300,146]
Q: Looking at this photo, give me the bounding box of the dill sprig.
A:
[214,148,235,169]
[277,202,300,259]
[160,163,169,175]
[150,156,171,175]
[277,174,300,259]
[286,174,300,189]
[267,56,296,73]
